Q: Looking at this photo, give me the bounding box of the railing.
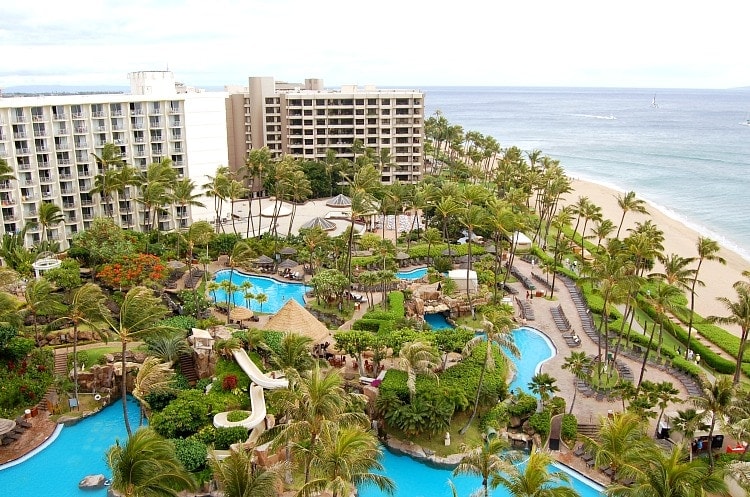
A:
[32,115,45,122]
[14,132,28,139]
[53,113,67,120]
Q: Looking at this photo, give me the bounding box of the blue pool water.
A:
[359,446,603,497]
[397,267,428,280]
[507,327,555,394]
[0,397,143,497]
[425,313,453,330]
[211,270,310,314]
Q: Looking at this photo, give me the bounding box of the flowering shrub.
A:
[222,374,238,391]
[98,254,168,289]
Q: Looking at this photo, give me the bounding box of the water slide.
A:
[213,384,267,429]
[232,349,288,389]
[213,349,288,430]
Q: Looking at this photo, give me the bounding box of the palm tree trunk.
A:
[121,339,132,436]
[73,323,80,406]
[637,322,657,391]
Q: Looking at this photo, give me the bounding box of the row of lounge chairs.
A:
[183,269,205,289]
[551,305,571,332]
[561,276,599,341]
[510,266,536,291]
[572,443,633,484]
[617,345,702,395]
[515,296,535,321]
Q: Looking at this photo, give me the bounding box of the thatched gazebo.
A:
[265,299,330,343]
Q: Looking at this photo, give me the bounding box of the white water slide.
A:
[232,349,288,389]
[213,349,289,430]
[213,384,267,429]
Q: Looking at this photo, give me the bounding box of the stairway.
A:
[577,423,599,439]
[179,353,199,386]
[54,351,68,375]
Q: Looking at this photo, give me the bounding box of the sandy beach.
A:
[564,178,749,336]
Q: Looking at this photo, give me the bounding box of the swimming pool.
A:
[424,313,453,330]
[507,327,555,394]
[359,445,604,497]
[0,397,142,497]
[211,270,310,314]
[396,267,428,280]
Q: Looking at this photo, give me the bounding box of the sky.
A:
[1,0,748,90]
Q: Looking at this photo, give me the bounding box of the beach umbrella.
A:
[255,255,274,265]
[0,418,16,437]
[326,193,352,208]
[300,217,337,231]
[395,251,410,261]
[278,259,299,269]
[229,306,254,322]
[279,246,297,256]
[261,204,292,217]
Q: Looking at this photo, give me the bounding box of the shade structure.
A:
[0,418,16,436]
[325,193,352,208]
[265,299,330,343]
[229,306,254,322]
[279,246,297,256]
[255,255,275,265]
[261,204,292,217]
[395,251,410,260]
[300,217,337,231]
[277,258,299,269]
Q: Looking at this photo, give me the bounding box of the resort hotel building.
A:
[0,71,425,248]
[225,77,425,187]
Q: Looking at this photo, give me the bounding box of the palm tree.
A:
[691,375,736,469]
[616,191,649,239]
[642,280,681,365]
[592,218,616,249]
[459,204,488,316]
[22,277,65,344]
[298,424,395,497]
[268,331,314,372]
[243,147,272,237]
[491,449,580,497]
[398,341,439,402]
[106,427,196,497]
[208,444,287,497]
[583,411,650,480]
[145,332,190,366]
[203,166,231,233]
[36,202,64,242]
[670,408,708,461]
[91,142,125,217]
[686,237,726,359]
[452,438,512,497]
[109,164,140,227]
[132,357,175,426]
[422,227,442,266]
[50,283,109,406]
[0,157,16,182]
[707,280,750,384]
[254,292,268,313]
[102,286,173,436]
[460,305,519,434]
[263,365,368,484]
[171,178,205,255]
[649,381,681,438]
[226,178,247,236]
[138,159,177,232]
[562,351,593,414]
[606,443,728,497]
[529,372,560,409]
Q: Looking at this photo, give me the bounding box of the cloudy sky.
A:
[1,0,747,89]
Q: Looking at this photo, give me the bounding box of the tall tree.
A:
[562,351,593,414]
[491,449,580,497]
[208,443,286,497]
[37,202,64,243]
[583,411,650,480]
[691,375,736,469]
[91,142,126,218]
[398,341,439,402]
[106,427,196,496]
[22,277,65,344]
[452,438,512,497]
[171,178,205,255]
[686,237,725,359]
[102,286,173,436]
[707,280,750,384]
[616,191,649,239]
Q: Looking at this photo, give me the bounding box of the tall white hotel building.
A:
[0,71,424,249]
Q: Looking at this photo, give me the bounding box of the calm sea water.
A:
[423,87,750,261]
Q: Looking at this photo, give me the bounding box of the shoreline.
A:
[564,178,749,335]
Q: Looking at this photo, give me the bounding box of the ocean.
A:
[422,87,750,262]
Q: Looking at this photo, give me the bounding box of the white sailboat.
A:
[651,93,659,108]
[740,111,750,126]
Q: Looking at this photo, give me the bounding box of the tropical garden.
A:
[1,106,750,497]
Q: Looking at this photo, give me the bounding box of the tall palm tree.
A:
[491,449,580,497]
[243,147,272,237]
[171,178,205,255]
[138,159,177,232]
[226,178,246,236]
[49,283,109,406]
[686,237,725,359]
[529,372,560,410]
[691,375,736,469]
[91,143,125,217]
[606,443,728,497]
[203,166,231,233]
[460,305,519,434]
[422,227,442,266]
[0,157,16,182]
[616,191,649,239]
[452,438,512,497]
[22,277,65,344]
[285,169,312,238]
[263,365,368,484]
[398,341,439,402]
[106,427,196,497]
[345,164,380,280]
[102,286,173,436]
[208,443,286,497]
[298,424,395,497]
[109,164,140,228]
[706,280,750,385]
[459,204,488,316]
[562,351,593,414]
[37,202,64,242]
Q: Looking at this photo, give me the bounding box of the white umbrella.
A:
[261,204,292,217]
